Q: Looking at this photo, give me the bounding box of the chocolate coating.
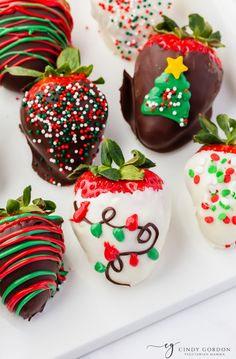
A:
[0,0,73,92]
[120,44,223,152]
[20,77,108,186]
[0,215,64,320]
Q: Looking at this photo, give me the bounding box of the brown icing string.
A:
[105,223,159,286]
[74,201,159,286]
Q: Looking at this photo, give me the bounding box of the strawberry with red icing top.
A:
[7,48,108,186]
[120,14,224,152]
[70,138,171,286]
[185,114,236,249]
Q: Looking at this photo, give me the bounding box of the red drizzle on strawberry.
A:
[145,34,222,69]
[75,169,164,198]
[0,213,66,319]
[0,0,73,91]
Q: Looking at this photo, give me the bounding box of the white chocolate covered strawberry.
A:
[70,139,171,286]
[91,0,173,61]
[185,114,236,249]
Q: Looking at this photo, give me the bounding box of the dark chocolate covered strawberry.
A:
[7,48,108,186]
[185,114,236,249]
[70,138,171,286]
[0,0,73,92]
[120,14,224,152]
[0,186,66,320]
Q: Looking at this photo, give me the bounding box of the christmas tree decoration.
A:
[141,56,191,127]
[121,13,224,152]
[165,56,188,79]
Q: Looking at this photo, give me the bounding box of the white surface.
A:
[83,287,236,359]
[0,1,236,359]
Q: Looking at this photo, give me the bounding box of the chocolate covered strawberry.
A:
[0,186,66,320]
[185,114,236,249]
[7,48,108,186]
[120,14,224,152]
[70,139,171,286]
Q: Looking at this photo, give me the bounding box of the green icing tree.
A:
[141,72,191,127]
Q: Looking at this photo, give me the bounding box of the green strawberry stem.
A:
[0,186,57,218]
[4,47,105,85]
[68,138,156,181]
[154,14,224,48]
[194,114,236,145]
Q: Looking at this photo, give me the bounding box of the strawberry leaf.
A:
[6,199,20,214]
[200,22,213,38]
[23,185,32,207]
[208,31,225,48]
[142,158,156,168]
[199,115,218,136]
[106,139,125,167]
[44,65,58,77]
[68,164,90,179]
[101,140,112,166]
[216,114,230,137]
[229,118,236,129]
[56,47,81,72]
[44,200,56,212]
[227,127,236,145]
[90,166,99,176]
[74,65,94,76]
[5,66,43,78]
[194,132,223,144]
[154,15,178,34]
[93,77,105,85]
[57,64,71,75]
[68,139,156,182]
[189,14,205,37]
[98,167,121,181]
[125,150,146,167]
[120,165,144,180]
[1,187,57,218]
[154,14,224,48]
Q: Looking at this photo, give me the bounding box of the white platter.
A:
[1,0,236,358]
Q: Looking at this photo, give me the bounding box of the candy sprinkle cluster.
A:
[188,151,236,233]
[22,79,108,186]
[96,0,173,60]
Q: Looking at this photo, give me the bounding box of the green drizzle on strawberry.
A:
[0,186,65,320]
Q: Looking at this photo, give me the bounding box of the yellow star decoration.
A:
[164,56,188,80]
